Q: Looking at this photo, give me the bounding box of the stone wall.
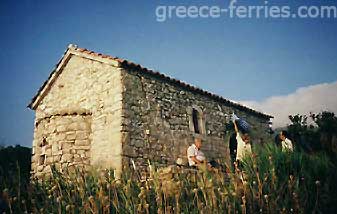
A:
[31,114,91,177]
[31,51,271,178]
[32,54,123,177]
[121,69,271,175]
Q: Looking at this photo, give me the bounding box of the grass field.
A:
[1,143,337,213]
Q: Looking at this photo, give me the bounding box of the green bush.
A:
[243,143,335,213]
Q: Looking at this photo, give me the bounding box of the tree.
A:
[286,111,337,153]
[287,114,316,152]
[311,111,337,153]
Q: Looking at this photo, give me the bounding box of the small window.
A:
[41,137,47,147]
[192,108,200,134]
[39,155,46,165]
[39,137,47,165]
[188,106,205,134]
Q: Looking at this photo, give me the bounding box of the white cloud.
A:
[240,81,337,128]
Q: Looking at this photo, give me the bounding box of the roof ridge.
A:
[28,44,273,119]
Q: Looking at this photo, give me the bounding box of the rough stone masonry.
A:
[28,44,273,178]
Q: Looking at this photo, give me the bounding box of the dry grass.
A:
[1,143,336,213]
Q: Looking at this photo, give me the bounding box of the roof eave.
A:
[28,45,273,119]
[120,62,273,119]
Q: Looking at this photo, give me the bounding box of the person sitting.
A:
[196,150,206,162]
[187,137,205,167]
[279,130,293,152]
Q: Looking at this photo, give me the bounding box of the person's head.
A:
[279,130,288,141]
[194,137,202,149]
[208,160,219,168]
[242,133,250,144]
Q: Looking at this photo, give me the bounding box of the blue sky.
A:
[0,0,336,147]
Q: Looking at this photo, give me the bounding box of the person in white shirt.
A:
[187,138,205,167]
[233,119,252,164]
[279,131,293,152]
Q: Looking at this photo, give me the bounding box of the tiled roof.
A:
[28,45,273,119]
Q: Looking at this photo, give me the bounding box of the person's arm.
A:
[187,146,202,165]
[191,156,202,164]
[233,120,239,133]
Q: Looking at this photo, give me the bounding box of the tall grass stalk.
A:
[1,143,336,213]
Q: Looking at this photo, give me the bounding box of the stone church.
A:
[28,44,272,177]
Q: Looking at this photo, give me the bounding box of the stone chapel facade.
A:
[28,44,273,177]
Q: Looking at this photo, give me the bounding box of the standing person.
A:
[279,130,293,152]
[233,118,252,167]
[229,132,238,167]
[187,137,205,167]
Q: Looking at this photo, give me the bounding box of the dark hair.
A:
[209,160,219,168]
[281,130,288,138]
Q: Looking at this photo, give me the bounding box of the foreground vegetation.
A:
[1,143,336,213]
[1,111,336,213]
